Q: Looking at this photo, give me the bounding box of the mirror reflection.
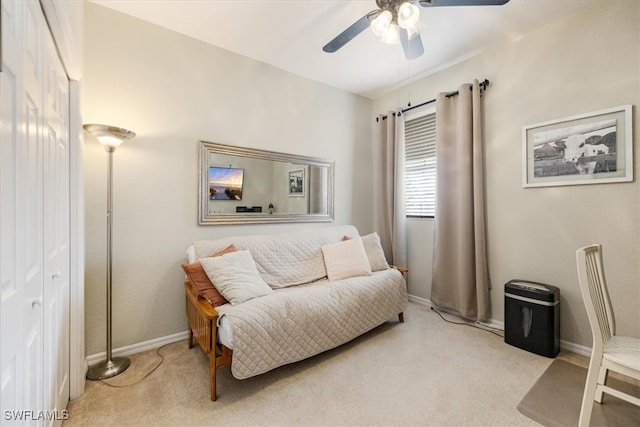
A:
[199,141,334,225]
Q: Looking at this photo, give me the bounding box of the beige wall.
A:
[373,0,640,347]
[83,4,373,355]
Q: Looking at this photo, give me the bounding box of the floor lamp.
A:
[84,124,136,380]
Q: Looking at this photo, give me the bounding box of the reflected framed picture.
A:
[522,105,632,188]
[288,168,304,197]
[209,166,244,200]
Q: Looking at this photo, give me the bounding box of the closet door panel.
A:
[20,1,45,421]
[43,27,71,416]
[0,0,23,416]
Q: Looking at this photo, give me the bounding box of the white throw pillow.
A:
[321,238,372,281]
[361,232,389,272]
[200,250,273,305]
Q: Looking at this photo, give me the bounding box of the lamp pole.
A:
[106,146,114,366]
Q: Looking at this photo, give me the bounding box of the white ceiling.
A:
[90,0,604,99]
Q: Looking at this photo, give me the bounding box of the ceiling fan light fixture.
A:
[380,23,400,44]
[322,0,511,60]
[371,9,393,37]
[397,1,419,29]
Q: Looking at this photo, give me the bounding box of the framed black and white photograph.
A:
[522,105,632,188]
[288,168,305,197]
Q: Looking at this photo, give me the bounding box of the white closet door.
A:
[19,0,46,418]
[1,1,71,424]
[1,0,25,416]
[42,19,70,419]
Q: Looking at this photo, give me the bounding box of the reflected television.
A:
[208,167,244,200]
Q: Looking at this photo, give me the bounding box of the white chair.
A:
[576,244,640,426]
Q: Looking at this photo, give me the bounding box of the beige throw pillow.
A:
[200,250,273,305]
[321,238,372,281]
[343,232,390,272]
[361,232,389,272]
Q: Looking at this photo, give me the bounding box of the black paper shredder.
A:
[504,280,560,358]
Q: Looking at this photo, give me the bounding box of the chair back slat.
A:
[577,244,615,347]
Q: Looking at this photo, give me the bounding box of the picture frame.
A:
[522,105,632,188]
[288,168,305,197]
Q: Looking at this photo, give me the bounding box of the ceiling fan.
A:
[323,0,511,60]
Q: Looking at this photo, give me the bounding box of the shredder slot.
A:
[505,292,559,306]
[509,281,551,292]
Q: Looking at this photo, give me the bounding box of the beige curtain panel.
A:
[375,111,407,268]
[431,80,491,322]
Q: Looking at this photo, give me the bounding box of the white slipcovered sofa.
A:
[183,225,408,400]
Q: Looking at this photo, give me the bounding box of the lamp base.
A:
[86,356,130,380]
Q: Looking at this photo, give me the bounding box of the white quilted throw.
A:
[192,225,359,288]
[215,268,408,379]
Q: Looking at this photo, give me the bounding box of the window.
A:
[405,109,436,217]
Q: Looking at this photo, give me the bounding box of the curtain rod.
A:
[376,79,490,122]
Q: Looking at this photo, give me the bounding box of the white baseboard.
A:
[408,294,432,307]
[407,293,591,356]
[86,330,189,366]
[409,295,505,330]
[559,339,591,357]
[480,318,505,330]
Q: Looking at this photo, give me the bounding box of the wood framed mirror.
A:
[198,141,335,225]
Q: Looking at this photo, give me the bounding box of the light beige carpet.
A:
[66,303,559,426]
[517,359,640,427]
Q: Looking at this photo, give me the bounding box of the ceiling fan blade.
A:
[323,10,380,53]
[399,29,424,60]
[419,0,510,6]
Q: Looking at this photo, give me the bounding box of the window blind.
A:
[405,112,436,217]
